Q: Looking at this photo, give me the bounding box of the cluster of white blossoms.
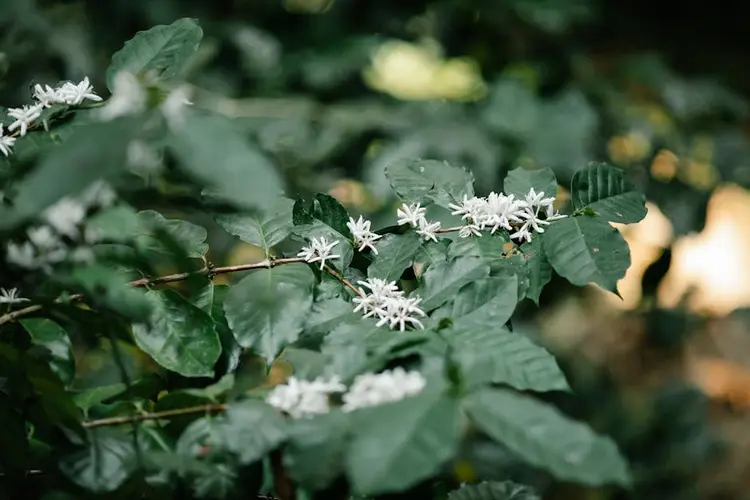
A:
[297,236,341,270]
[266,368,427,418]
[6,180,116,271]
[448,188,567,243]
[346,215,381,253]
[0,78,102,157]
[352,277,426,331]
[0,287,29,305]
[396,202,441,242]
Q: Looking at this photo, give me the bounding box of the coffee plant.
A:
[0,19,649,500]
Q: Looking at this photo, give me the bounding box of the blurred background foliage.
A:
[3,1,750,498]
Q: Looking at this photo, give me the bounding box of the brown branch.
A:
[323,265,362,296]
[83,403,227,428]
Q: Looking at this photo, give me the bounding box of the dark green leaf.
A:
[520,238,552,304]
[292,220,354,270]
[385,158,475,208]
[570,162,647,223]
[285,410,349,490]
[21,318,75,386]
[447,480,540,500]
[447,233,510,272]
[542,217,630,294]
[132,289,221,377]
[447,275,518,330]
[86,204,140,242]
[222,400,287,464]
[503,167,557,200]
[59,428,136,493]
[62,265,152,319]
[136,210,208,258]
[106,18,203,90]
[416,256,490,310]
[204,284,242,376]
[72,383,127,413]
[304,296,359,335]
[482,77,540,139]
[367,232,422,282]
[464,388,630,486]
[215,198,294,256]
[170,115,284,211]
[223,264,315,364]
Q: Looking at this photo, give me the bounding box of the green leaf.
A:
[12,131,60,162]
[204,284,242,376]
[503,167,557,200]
[446,276,518,330]
[542,217,630,294]
[304,296,359,335]
[222,400,288,464]
[570,162,647,223]
[106,18,203,90]
[223,264,315,364]
[447,481,540,500]
[292,219,354,270]
[367,232,422,282]
[21,318,75,386]
[0,119,137,230]
[482,77,540,140]
[293,193,351,238]
[346,390,463,495]
[215,198,294,256]
[62,265,152,319]
[170,115,284,211]
[416,256,490,311]
[284,410,349,490]
[86,204,140,242]
[136,210,208,258]
[520,238,552,304]
[447,233,511,272]
[385,158,475,208]
[72,383,127,414]
[464,388,630,486]
[132,289,221,377]
[449,327,568,391]
[59,428,136,493]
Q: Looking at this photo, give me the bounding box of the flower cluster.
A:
[449,188,566,243]
[266,368,427,418]
[0,78,102,157]
[297,236,340,270]
[396,202,441,242]
[6,181,116,271]
[0,287,29,305]
[346,215,381,253]
[352,277,426,331]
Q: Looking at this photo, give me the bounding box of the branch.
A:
[83,403,227,428]
[0,256,361,326]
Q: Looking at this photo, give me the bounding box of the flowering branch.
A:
[83,403,227,428]
[0,256,362,326]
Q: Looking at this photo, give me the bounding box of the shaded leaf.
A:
[385,158,474,208]
[59,428,136,493]
[503,167,557,200]
[223,264,315,364]
[448,275,518,330]
[86,204,140,242]
[464,388,630,486]
[367,232,422,281]
[447,480,540,500]
[571,162,647,223]
[132,289,221,377]
[21,318,75,386]
[136,210,208,258]
[223,400,287,464]
[215,198,294,256]
[520,238,552,304]
[62,265,151,319]
[304,296,359,335]
[416,256,490,311]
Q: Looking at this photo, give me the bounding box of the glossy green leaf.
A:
[170,114,284,211]
[520,238,552,304]
[464,388,630,486]
[21,318,75,386]
[215,198,294,256]
[542,217,630,294]
[367,232,422,281]
[222,400,288,464]
[447,480,540,500]
[223,263,315,363]
[385,158,475,208]
[503,167,557,200]
[59,428,136,493]
[292,193,351,238]
[571,162,647,223]
[447,275,518,330]
[416,256,490,310]
[449,327,568,391]
[106,18,203,90]
[284,410,349,490]
[346,390,463,495]
[136,210,208,258]
[132,289,221,377]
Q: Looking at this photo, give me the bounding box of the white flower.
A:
[97,72,147,121]
[81,180,116,208]
[6,242,37,268]
[523,188,555,209]
[44,198,86,238]
[545,204,567,221]
[342,368,426,412]
[396,202,426,227]
[27,226,60,250]
[7,104,43,137]
[57,77,102,106]
[375,296,427,331]
[352,278,425,331]
[297,236,341,270]
[458,224,482,238]
[266,375,346,418]
[0,287,30,304]
[346,216,382,254]
[161,86,193,128]
[126,140,163,175]
[416,217,441,242]
[69,247,95,264]
[0,125,16,157]
[32,84,64,108]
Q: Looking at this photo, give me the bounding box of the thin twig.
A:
[323,265,362,296]
[83,403,227,428]
[435,226,464,233]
